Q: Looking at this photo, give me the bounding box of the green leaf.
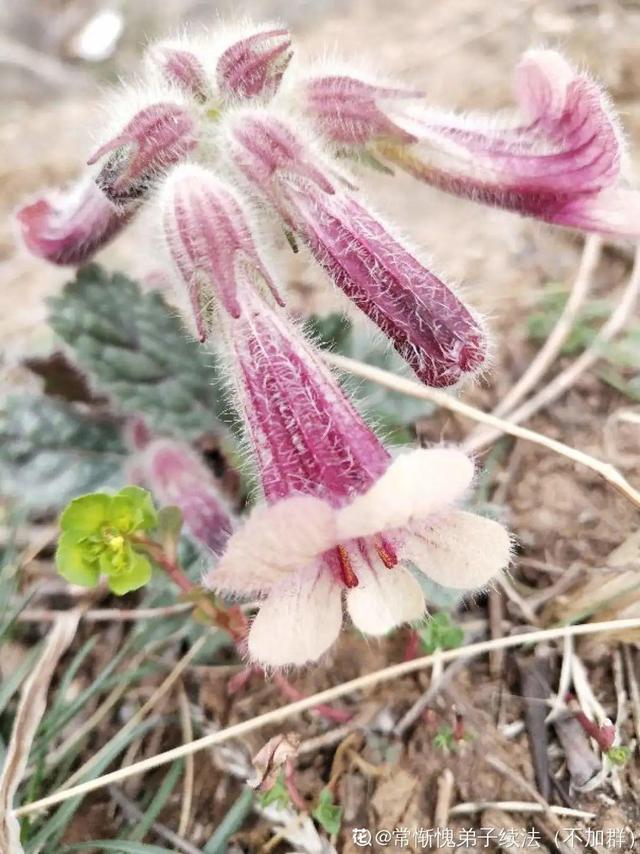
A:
[307,314,433,440]
[312,787,342,836]
[606,745,632,767]
[55,532,100,588]
[258,774,290,810]
[48,264,229,439]
[118,486,158,530]
[60,493,112,535]
[433,724,456,754]
[107,551,152,595]
[204,787,254,854]
[420,613,464,654]
[0,395,125,513]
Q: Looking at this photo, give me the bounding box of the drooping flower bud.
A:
[161,163,284,341]
[16,176,134,265]
[88,102,198,205]
[216,28,292,100]
[132,437,234,554]
[305,75,419,146]
[146,43,210,102]
[225,110,486,387]
[302,50,640,239]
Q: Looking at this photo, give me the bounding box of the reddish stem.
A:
[573,709,616,751]
[273,673,353,724]
[403,628,421,661]
[284,758,308,812]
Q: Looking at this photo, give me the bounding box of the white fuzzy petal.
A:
[248,567,343,667]
[206,495,337,594]
[405,510,512,590]
[337,448,474,542]
[346,565,426,636]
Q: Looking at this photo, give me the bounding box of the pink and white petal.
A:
[248,567,343,667]
[337,448,474,542]
[404,510,512,590]
[548,186,640,239]
[206,496,337,594]
[346,565,425,636]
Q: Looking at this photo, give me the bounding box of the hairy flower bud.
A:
[146,43,210,102]
[88,103,198,205]
[305,75,419,146]
[133,438,234,554]
[216,27,292,100]
[17,176,133,265]
[226,111,486,387]
[161,163,284,340]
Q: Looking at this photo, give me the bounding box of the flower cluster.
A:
[25,21,639,666]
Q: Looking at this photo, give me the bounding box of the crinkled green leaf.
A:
[312,787,342,835]
[420,612,464,653]
[0,395,125,513]
[117,486,158,530]
[258,774,290,810]
[48,264,229,439]
[60,493,112,535]
[107,551,152,595]
[55,532,100,588]
[307,314,433,441]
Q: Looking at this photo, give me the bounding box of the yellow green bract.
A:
[55,486,158,595]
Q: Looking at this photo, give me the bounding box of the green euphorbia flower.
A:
[55,486,158,595]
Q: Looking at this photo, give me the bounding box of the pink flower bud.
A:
[134,437,234,554]
[161,164,284,341]
[216,28,292,100]
[16,176,133,265]
[227,111,486,387]
[88,103,198,205]
[305,75,419,145]
[147,44,210,102]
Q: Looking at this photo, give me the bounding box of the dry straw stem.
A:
[485,234,602,421]
[449,801,596,820]
[323,353,640,511]
[13,617,640,819]
[466,242,640,452]
[0,611,80,851]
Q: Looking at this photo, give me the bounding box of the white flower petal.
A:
[405,510,512,590]
[206,495,337,594]
[346,565,426,636]
[337,448,474,542]
[248,567,343,667]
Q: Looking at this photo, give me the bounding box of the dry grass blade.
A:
[449,801,596,819]
[0,611,80,852]
[323,352,640,510]
[466,242,640,452]
[177,683,194,838]
[490,234,602,420]
[13,617,640,819]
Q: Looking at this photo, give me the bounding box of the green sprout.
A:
[55,487,158,595]
[313,788,342,835]
[432,724,456,754]
[420,613,464,654]
[606,746,632,767]
[258,774,290,810]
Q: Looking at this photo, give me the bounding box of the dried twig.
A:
[17,603,193,623]
[14,617,640,818]
[466,243,640,452]
[434,769,455,854]
[394,655,471,737]
[0,612,80,852]
[449,800,596,819]
[108,785,202,854]
[177,683,195,838]
[490,235,602,420]
[322,352,640,510]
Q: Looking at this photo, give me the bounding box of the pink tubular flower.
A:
[161,164,511,667]
[132,437,234,554]
[88,102,198,205]
[303,50,640,238]
[16,177,134,265]
[216,27,292,100]
[225,110,486,387]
